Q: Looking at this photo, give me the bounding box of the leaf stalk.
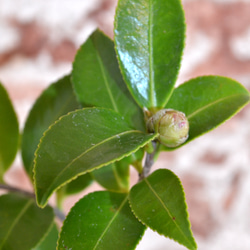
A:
[139,141,157,181]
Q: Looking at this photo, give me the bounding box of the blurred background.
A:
[0,0,250,249]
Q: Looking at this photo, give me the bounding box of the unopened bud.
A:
[146,109,189,147]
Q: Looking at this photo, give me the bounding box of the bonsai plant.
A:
[0,0,249,249]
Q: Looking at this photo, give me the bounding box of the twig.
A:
[0,184,66,222]
[0,184,35,199]
[54,207,66,221]
[139,141,157,181]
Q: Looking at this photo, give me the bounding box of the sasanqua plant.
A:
[0,0,249,249]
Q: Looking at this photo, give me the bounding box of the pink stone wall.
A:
[0,0,250,249]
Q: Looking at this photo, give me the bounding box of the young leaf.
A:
[0,82,19,180]
[91,160,130,193]
[34,108,157,207]
[72,29,145,132]
[129,169,197,250]
[33,223,58,250]
[114,0,185,109]
[21,75,79,177]
[0,193,54,250]
[57,191,146,250]
[164,76,250,148]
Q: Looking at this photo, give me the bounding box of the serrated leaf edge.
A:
[91,162,130,193]
[113,0,186,109]
[187,93,250,120]
[128,169,197,250]
[39,130,141,201]
[57,191,146,250]
[33,108,157,207]
[162,76,250,150]
[22,74,78,177]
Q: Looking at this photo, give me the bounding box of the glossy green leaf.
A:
[21,75,79,177]
[129,169,197,250]
[57,191,146,250]
[63,173,93,195]
[92,160,130,193]
[114,0,185,109]
[0,83,19,179]
[72,29,145,131]
[34,108,157,207]
[33,223,58,250]
[122,147,145,165]
[164,76,250,147]
[92,148,144,192]
[0,193,54,250]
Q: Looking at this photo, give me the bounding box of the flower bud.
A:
[146,109,189,147]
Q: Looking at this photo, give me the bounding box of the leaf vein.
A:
[149,0,156,107]
[93,195,128,249]
[187,93,249,120]
[0,199,33,248]
[41,130,144,200]
[144,178,191,244]
[95,47,119,113]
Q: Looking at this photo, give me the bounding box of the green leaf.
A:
[165,76,250,147]
[33,223,58,250]
[57,191,146,250]
[72,29,145,131]
[21,75,79,177]
[129,169,197,250]
[92,160,130,193]
[34,108,157,207]
[92,148,145,192]
[63,173,93,195]
[0,83,19,180]
[114,0,185,109]
[0,193,54,250]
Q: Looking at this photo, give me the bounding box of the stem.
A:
[0,184,65,222]
[0,184,35,198]
[53,207,66,222]
[56,187,66,211]
[139,141,157,181]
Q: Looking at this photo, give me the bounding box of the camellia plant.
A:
[0,0,250,249]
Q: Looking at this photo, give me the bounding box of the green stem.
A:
[56,187,66,211]
[132,161,143,174]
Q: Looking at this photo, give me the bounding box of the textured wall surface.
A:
[0,0,250,249]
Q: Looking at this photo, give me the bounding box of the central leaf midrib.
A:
[148,0,156,107]
[187,93,249,120]
[41,130,143,202]
[95,46,119,113]
[0,199,33,249]
[93,195,128,249]
[145,178,192,245]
